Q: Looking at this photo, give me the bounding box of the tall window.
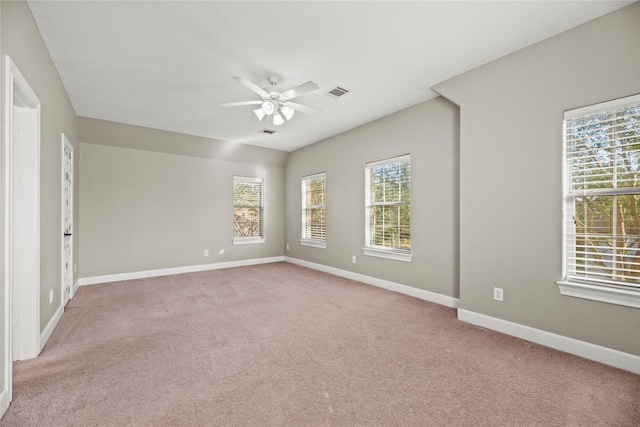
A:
[301,172,326,248]
[364,154,411,262]
[233,176,264,244]
[559,94,640,308]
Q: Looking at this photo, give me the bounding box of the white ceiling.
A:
[28,1,633,152]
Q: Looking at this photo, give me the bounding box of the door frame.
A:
[2,55,41,417]
[61,134,74,305]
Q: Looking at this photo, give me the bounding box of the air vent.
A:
[260,128,276,135]
[328,86,350,98]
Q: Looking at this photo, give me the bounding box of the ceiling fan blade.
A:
[283,101,323,115]
[280,81,319,100]
[233,76,269,98]
[220,100,263,107]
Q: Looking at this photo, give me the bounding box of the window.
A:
[233,176,264,244]
[558,94,640,308]
[301,172,326,248]
[364,154,411,262]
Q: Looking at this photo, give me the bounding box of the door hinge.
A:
[12,315,19,327]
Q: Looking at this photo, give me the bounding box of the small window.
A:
[233,176,264,245]
[558,94,640,308]
[301,172,326,248]
[364,154,411,262]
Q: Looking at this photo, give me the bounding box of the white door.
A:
[62,135,73,304]
[3,56,42,419]
[5,57,41,363]
[10,117,22,361]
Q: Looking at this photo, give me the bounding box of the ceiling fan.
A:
[221,76,322,126]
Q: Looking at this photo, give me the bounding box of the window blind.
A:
[233,176,263,239]
[364,155,411,256]
[301,172,326,244]
[563,94,640,290]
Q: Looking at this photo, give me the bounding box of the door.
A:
[62,135,73,304]
[10,115,22,361]
[3,55,42,418]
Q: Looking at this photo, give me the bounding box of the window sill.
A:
[301,239,326,249]
[363,247,412,262]
[556,280,640,309]
[233,237,265,245]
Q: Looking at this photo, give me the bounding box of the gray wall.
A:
[1,0,79,332]
[78,120,286,278]
[285,97,459,298]
[434,3,640,355]
[78,117,286,169]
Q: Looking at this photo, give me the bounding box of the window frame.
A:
[558,94,640,309]
[363,154,412,262]
[301,172,327,249]
[232,176,265,245]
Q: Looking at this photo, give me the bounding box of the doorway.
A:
[61,134,74,305]
[2,56,41,418]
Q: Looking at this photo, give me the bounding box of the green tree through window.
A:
[233,177,263,240]
[301,173,326,246]
[564,96,640,289]
[365,155,411,260]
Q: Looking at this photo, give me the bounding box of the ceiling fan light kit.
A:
[222,75,322,127]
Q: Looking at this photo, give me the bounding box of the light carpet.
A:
[2,262,638,426]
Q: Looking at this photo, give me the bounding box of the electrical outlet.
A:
[286,244,290,251]
[204,249,209,256]
[49,289,54,304]
[493,287,504,302]
[219,249,224,255]
[352,256,357,264]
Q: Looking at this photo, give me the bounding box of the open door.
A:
[62,134,73,305]
[2,55,41,419]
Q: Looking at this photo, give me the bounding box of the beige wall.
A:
[78,117,287,169]
[78,127,286,278]
[285,97,460,298]
[1,0,79,333]
[434,3,640,355]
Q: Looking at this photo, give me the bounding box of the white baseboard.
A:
[71,280,79,299]
[0,388,9,420]
[39,302,64,355]
[458,309,640,374]
[77,256,285,286]
[284,256,460,309]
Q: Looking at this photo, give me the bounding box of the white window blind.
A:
[233,176,264,244]
[364,154,411,262]
[562,94,640,296]
[301,172,326,248]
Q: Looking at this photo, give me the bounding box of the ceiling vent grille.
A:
[260,128,277,135]
[328,86,350,98]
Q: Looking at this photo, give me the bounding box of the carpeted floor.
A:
[1,262,639,426]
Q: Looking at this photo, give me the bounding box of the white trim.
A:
[564,93,639,119]
[284,256,459,308]
[2,60,41,423]
[300,239,326,249]
[0,388,9,421]
[366,153,411,168]
[232,237,265,245]
[77,256,285,286]
[458,309,640,374]
[61,134,74,304]
[2,55,12,418]
[363,247,412,262]
[39,303,63,353]
[556,280,639,309]
[302,171,326,180]
[72,279,79,297]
